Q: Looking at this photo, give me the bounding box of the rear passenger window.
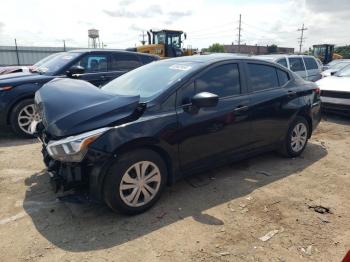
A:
[304,57,319,70]
[110,53,142,71]
[289,58,305,72]
[247,63,279,91]
[276,58,287,68]
[277,69,290,86]
[195,64,240,97]
[139,55,157,64]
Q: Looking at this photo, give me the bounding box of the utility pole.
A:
[14,38,20,65]
[63,40,66,51]
[140,31,146,45]
[297,23,308,54]
[237,14,242,53]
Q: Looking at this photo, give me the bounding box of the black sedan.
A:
[0,50,159,137]
[34,54,321,214]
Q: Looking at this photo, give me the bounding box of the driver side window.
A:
[73,54,108,73]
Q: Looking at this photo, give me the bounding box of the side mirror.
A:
[66,66,85,78]
[191,92,219,108]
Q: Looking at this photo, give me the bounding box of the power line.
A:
[297,23,307,54]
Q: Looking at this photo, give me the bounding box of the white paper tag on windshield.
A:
[169,64,192,71]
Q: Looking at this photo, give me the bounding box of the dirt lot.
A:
[0,115,349,262]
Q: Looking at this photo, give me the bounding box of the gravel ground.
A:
[0,115,349,262]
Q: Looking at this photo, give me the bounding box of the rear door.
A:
[245,62,298,147]
[288,57,307,80]
[108,52,143,82]
[176,62,252,171]
[303,56,321,81]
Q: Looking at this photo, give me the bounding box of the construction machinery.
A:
[127,29,194,58]
[313,44,343,64]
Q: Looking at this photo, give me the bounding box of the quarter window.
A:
[110,53,142,71]
[276,58,287,68]
[303,57,319,70]
[247,63,279,91]
[195,64,241,97]
[289,58,305,72]
[277,69,290,86]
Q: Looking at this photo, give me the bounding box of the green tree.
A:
[207,43,225,53]
[335,45,350,58]
[267,44,278,54]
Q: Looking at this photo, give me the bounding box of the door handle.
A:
[234,105,249,112]
[287,90,297,97]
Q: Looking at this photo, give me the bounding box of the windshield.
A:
[33,52,81,75]
[154,32,166,44]
[332,62,350,70]
[101,61,202,101]
[335,64,350,77]
[326,60,341,68]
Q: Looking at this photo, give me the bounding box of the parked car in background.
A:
[256,54,322,82]
[33,54,321,215]
[321,59,350,77]
[316,64,350,115]
[0,50,159,137]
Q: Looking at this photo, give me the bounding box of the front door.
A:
[176,63,252,172]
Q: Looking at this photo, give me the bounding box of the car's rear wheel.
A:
[103,149,167,215]
[10,99,40,138]
[280,116,309,157]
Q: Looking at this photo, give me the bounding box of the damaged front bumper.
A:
[41,139,113,201]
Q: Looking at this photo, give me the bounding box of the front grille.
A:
[321,90,350,99]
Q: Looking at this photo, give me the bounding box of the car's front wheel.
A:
[103,149,167,215]
[10,99,40,138]
[280,116,309,157]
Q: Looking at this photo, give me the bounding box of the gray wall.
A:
[0,46,84,66]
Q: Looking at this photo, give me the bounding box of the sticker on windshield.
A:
[169,64,192,71]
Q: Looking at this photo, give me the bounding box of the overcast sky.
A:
[0,0,349,51]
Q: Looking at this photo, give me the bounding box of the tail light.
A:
[314,87,321,94]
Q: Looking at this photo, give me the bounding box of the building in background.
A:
[224,44,294,55]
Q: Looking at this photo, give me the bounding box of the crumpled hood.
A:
[316,76,350,92]
[35,78,141,138]
[0,71,54,86]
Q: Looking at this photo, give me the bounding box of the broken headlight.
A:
[46,127,112,162]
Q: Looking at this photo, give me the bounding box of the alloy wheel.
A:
[119,161,161,207]
[291,123,308,152]
[17,104,40,135]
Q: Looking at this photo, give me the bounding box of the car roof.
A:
[67,49,158,58]
[163,53,262,64]
[256,54,317,61]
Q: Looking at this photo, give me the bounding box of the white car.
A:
[316,65,350,115]
[256,54,322,82]
[321,60,350,77]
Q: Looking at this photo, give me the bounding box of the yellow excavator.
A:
[127,29,194,58]
[313,44,343,64]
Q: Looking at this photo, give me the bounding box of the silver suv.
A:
[256,55,322,82]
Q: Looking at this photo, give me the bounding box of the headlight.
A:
[46,127,112,162]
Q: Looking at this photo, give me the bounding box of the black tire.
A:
[9,98,36,138]
[279,116,309,157]
[103,149,167,215]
